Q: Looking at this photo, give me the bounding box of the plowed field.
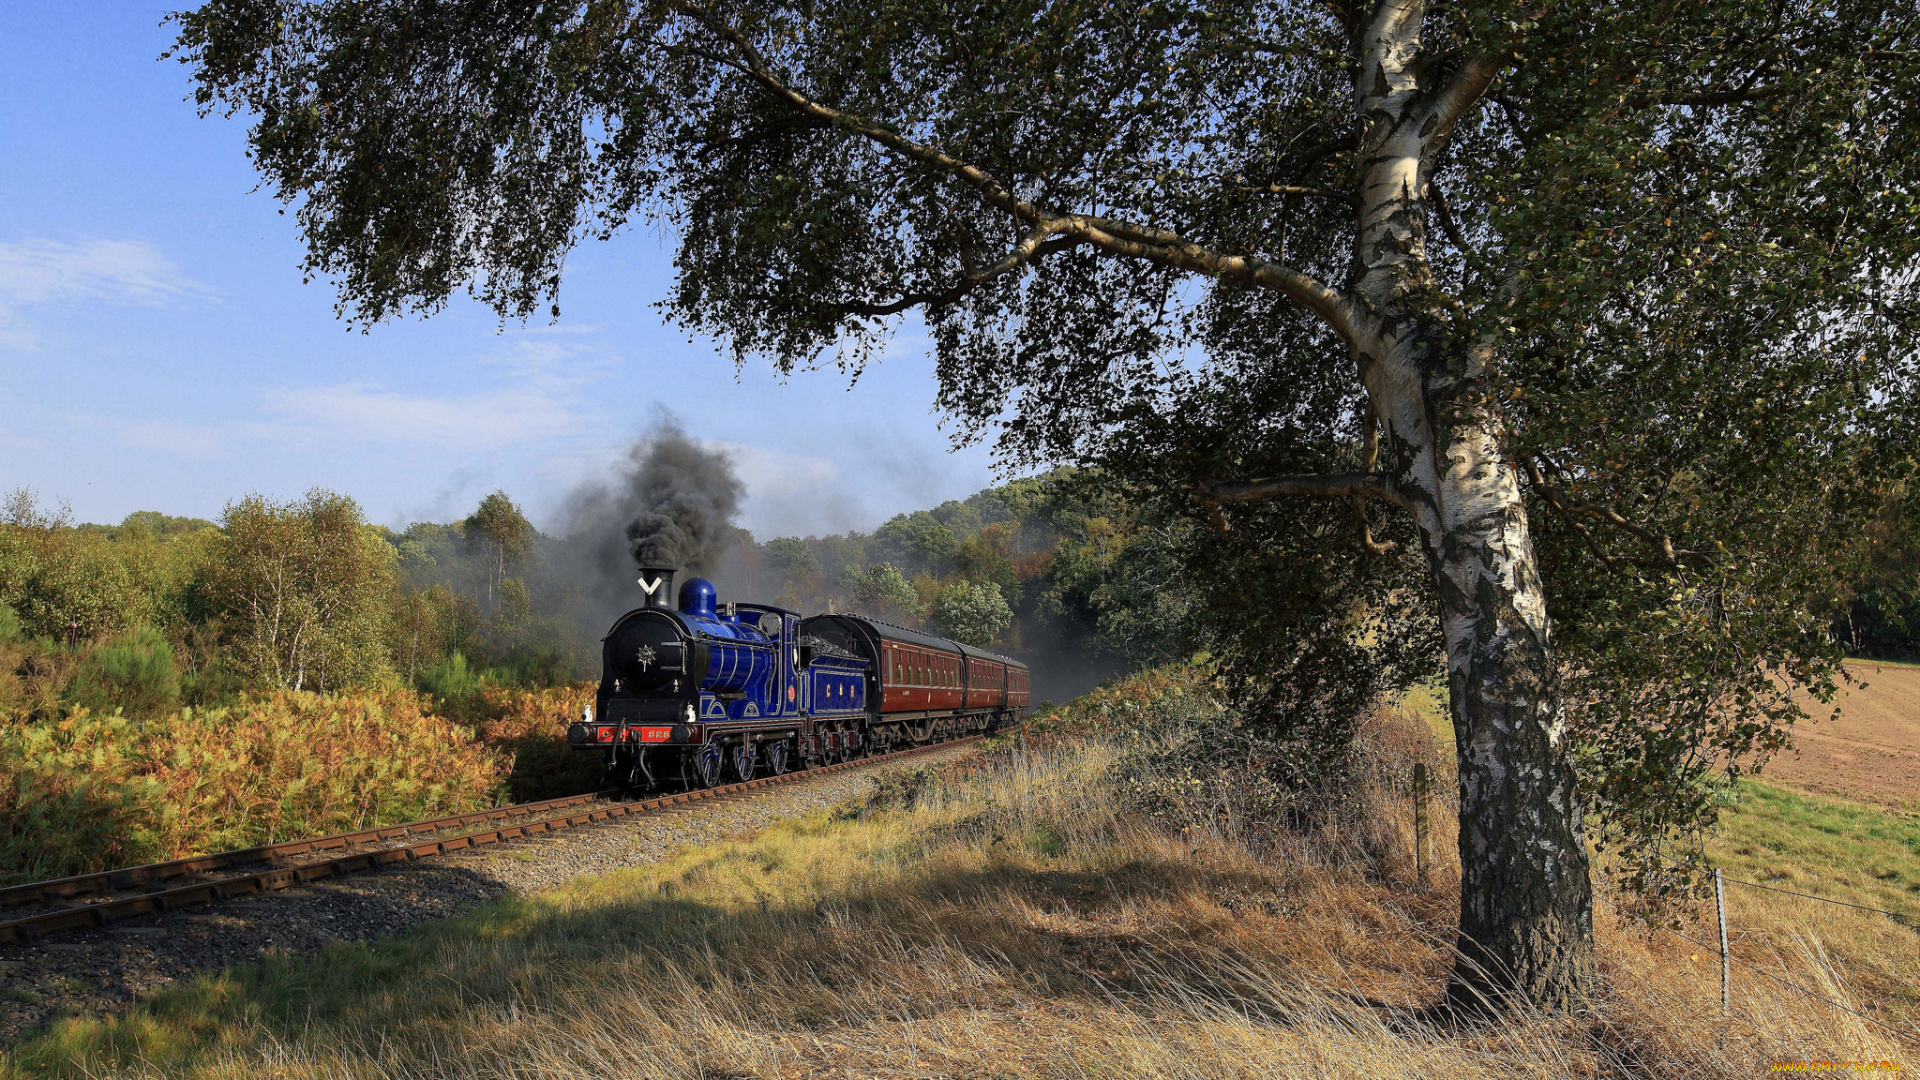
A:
[1771,660,1920,809]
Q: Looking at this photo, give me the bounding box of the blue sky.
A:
[0,3,1001,539]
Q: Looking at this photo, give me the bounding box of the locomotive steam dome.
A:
[678,577,718,617]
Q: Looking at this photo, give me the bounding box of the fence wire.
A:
[1655,849,1917,924]
[1656,925,1916,1043]
[1645,849,1918,1045]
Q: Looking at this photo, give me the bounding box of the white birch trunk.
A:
[1350,0,1595,1006]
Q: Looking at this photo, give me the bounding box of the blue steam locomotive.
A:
[568,566,1030,789]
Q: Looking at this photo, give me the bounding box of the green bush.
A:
[63,627,181,720]
[179,657,247,709]
[416,652,496,699]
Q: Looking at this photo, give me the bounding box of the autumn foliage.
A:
[0,686,590,885]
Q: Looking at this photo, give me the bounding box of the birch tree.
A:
[461,490,535,607]
[209,491,395,692]
[172,0,1920,1007]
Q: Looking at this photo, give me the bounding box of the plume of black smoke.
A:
[558,419,744,631]
[621,428,743,570]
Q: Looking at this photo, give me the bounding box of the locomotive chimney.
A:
[636,565,677,609]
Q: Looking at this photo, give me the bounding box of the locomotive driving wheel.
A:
[687,744,724,789]
[766,738,790,775]
[732,742,757,783]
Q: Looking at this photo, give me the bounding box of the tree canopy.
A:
[935,579,1014,645]
[173,0,1920,1007]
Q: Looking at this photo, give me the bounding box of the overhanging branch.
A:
[667,0,1358,346]
[1625,83,1795,110]
[1197,472,1412,513]
[1427,177,1490,283]
[841,227,1081,317]
[1428,54,1504,139]
[1234,182,1359,207]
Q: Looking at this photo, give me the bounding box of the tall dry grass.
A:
[10,715,1909,1079]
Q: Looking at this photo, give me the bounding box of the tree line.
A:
[0,470,1213,720]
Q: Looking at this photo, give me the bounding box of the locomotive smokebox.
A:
[636,565,677,609]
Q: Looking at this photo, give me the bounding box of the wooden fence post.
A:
[1412,761,1430,882]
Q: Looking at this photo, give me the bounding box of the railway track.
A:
[0,735,985,946]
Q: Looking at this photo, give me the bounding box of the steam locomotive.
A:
[568,566,1031,789]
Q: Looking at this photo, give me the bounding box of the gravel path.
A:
[0,743,979,1048]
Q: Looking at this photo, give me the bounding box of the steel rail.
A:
[0,735,986,946]
[0,790,621,909]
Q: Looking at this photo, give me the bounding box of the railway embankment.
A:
[0,740,983,1050]
[6,667,1912,1079]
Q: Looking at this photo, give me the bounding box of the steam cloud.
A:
[560,418,744,626]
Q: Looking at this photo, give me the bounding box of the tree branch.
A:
[1060,215,1358,341]
[1427,176,1491,282]
[1352,409,1396,553]
[1525,459,1711,567]
[1624,83,1795,110]
[668,0,1358,346]
[1427,54,1504,139]
[1197,471,1412,513]
[840,227,1081,317]
[1486,92,1535,151]
[1234,181,1359,207]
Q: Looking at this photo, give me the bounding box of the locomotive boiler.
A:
[569,566,1030,790]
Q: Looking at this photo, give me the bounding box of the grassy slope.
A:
[7,725,1910,1079]
[1398,678,1920,1017]
[1705,779,1920,1016]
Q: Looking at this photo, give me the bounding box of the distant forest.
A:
[0,468,1195,718]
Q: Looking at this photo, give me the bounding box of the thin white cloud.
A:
[261,334,617,452]
[718,441,839,490]
[116,419,227,462]
[0,238,213,348]
[715,440,876,538]
[262,382,582,449]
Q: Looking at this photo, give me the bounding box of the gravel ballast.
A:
[0,743,980,1047]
